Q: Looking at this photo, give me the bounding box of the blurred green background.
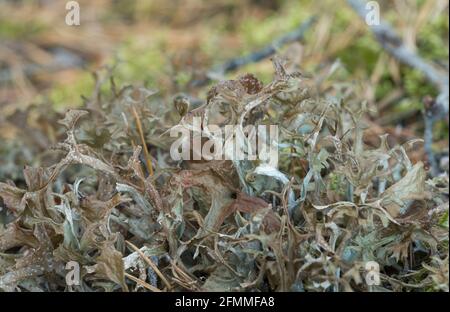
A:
[0,0,448,156]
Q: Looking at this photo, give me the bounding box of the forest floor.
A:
[0,0,448,292]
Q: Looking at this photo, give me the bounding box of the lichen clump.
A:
[0,58,448,292]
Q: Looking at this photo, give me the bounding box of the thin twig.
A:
[347,0,449,116]
[126,240,172,290]
[191,16,317,87]
[423,96,440,176]
[130,105,154,176]
[124,272,162,292]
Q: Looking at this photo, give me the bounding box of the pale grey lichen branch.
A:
[116,183,154,213]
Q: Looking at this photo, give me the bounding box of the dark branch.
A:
[191,16,317,87]
[347,0,449,117]
[423,96,440,176]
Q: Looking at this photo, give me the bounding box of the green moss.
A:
[0,19,47,39]
[440,211,449,228]
[404,68,439,99]
[174,71,192,87]
[111,37,168,88]
[237,1,311,52]
[417,14,449,60]
[435,121,449,141]
[375,75,395,100]
[48,72,94,110]
[337,36,380,74]
[393,98,422,113]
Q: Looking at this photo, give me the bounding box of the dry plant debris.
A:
[0,57,448,292]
